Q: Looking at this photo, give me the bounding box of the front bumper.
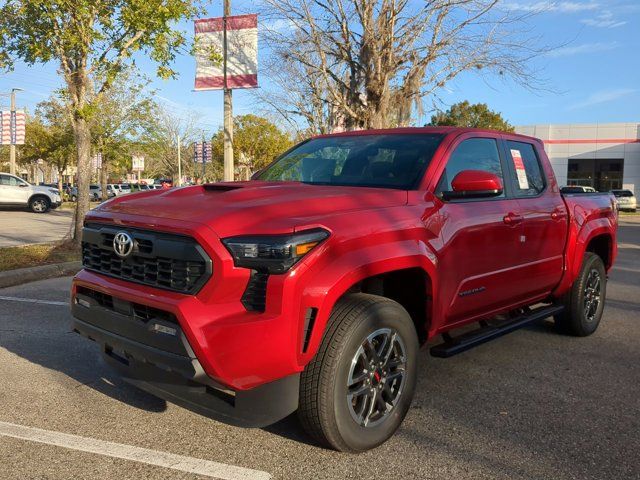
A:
[71,287,300,427]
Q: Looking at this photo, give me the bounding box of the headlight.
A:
[48,188,60,195]
[222,228,329,274]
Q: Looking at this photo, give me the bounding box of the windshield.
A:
[612,190,633,197]
[257,134,444,189]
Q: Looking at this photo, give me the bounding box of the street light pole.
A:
[222,0,234,182]
[9,88,23,176]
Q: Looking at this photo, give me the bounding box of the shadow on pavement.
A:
[0,304,168,414]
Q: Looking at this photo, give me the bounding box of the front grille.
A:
[82,223,212,294]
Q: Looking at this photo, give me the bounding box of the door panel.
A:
[0,175,28,204]
[431,135,533,325]
[503,140,568,295]
[437,198,526,323]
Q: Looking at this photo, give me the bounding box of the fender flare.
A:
[295,239,438,363]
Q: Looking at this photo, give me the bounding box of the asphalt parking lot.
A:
[0,209,73,247]
[0,220,638,480]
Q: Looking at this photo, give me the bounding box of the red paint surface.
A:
[195,74,258,90]
[544,138,640,145]
[194,14,257,32]
[73,127,618,391]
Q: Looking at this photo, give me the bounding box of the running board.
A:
[430,305,564,358]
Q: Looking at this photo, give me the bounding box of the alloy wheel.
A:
[346,328,407,428]
[584,269,602,323]
[32,199,48,213]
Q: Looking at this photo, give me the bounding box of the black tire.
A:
[554,252,606,336]
[29,195,51,214]
[298,293,419,452]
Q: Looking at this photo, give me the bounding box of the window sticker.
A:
[510,149,529,190]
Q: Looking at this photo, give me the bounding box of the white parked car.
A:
[611,189,637,212]
[0,172,62,213]
[560,185,597,194]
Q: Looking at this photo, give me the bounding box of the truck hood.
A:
[91,181,408,237]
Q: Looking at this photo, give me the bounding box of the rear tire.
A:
[554,252,606,336]
[29,196,51,214]
[298,293,419,452]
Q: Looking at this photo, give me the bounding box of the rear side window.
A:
[436,138,504,197]
[506,141,545,196]
[0,175,20,186]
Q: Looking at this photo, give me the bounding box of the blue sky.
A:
[0,0,638,132]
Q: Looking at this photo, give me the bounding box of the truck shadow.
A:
[0,321,168,414]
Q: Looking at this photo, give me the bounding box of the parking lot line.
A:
[0,421,271,480]
[0,296,68,306]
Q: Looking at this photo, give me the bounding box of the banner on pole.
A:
[203,141,212,164]
[132,155,145,171]
[0,110,26,145]
[193,142,203,163]
[194,14,258,90]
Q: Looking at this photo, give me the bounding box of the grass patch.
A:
[0,241,81,272]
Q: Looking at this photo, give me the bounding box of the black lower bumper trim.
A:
[72,301,300,428]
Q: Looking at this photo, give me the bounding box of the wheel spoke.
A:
[348,384,370,401]
[363,389,378,426]
[382,332,397,364]
[348,372,368,388]
[365,337,381,364]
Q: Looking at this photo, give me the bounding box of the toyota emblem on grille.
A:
[113,232,134,258]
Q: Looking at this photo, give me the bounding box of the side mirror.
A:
[18,183,28,188]
[442,170,503,200]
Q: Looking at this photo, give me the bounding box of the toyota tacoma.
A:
[71,127,618,452]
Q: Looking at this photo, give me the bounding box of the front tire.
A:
[554,252,606,336]
[298,293,419,452]
[29,196,51,214]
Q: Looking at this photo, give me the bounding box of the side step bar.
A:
[430,305,564,358]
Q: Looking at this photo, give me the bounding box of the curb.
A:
[0,261,82,289]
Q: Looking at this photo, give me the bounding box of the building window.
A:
[567,158,623,191]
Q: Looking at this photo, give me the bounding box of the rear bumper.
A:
[71,293,300,427]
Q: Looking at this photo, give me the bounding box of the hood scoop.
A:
[204,184,246,192]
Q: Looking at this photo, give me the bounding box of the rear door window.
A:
[505,141,545,197]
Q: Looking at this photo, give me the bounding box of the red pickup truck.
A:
[71,127,617,452]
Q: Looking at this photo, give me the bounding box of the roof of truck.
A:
[313,126,542,144]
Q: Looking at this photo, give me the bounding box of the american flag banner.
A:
[0,110,26,145]
[194,14,258,90]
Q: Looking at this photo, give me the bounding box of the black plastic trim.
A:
[71,295,300,427]
[430,305,564,358]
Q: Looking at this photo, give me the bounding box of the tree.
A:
[138,103,202,182]
[259,0,545,132]
[22,103,75,192]
[91,69,157,199]
[210,115,292,179]
[0,0,197,244]
[430,101,514,132]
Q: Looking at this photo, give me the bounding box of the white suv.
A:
[0,173,62,213]
[611,189,637,212]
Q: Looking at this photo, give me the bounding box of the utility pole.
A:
[222,0,234,182]
[176,133,182,187]
[9,88,23,176]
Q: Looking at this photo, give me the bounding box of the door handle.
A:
[503,213,523,225]
[551,209,567,220]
